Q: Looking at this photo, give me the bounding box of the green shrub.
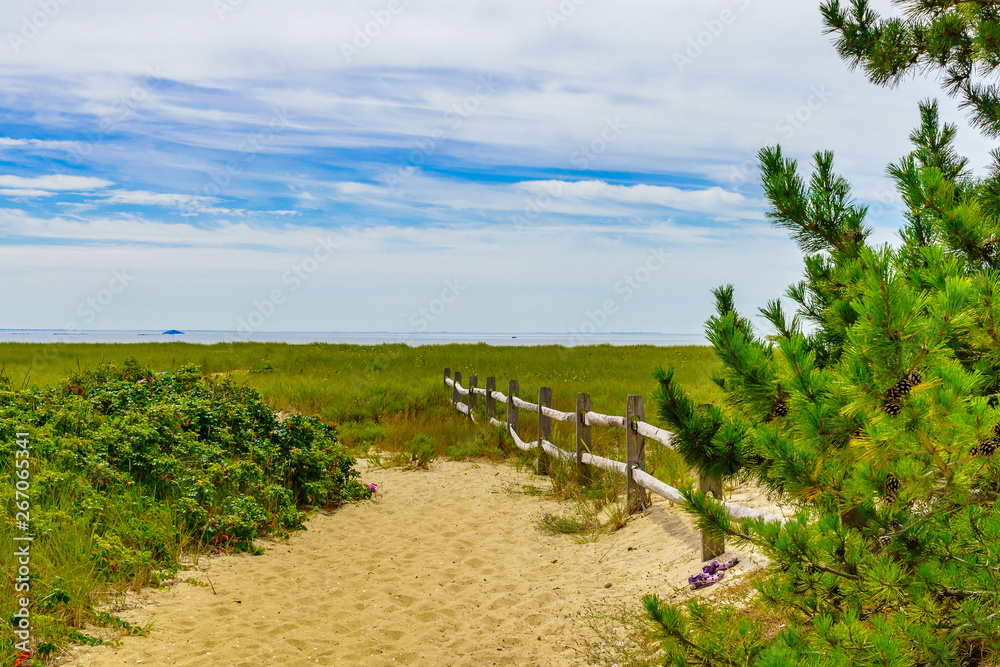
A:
[444,429,507,462]
[405,433,436,468]
[0,359,372,662]
[537,505,600,535]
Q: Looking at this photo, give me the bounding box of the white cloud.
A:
[0,0,976,186]
[103,190,216,207]
[99,189,300,218]
[0,137,80,151]
[0,213,801,334]
[0,208,309,250]
[0,188,56,197]
[0,0,982,332]
[330,174,763,221]
[334,182,384,196]
[0,175,113,191]
[101,189,236,215]
[518,180,745,213]
[0,208,801,332]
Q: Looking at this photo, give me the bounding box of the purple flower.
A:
[367,483,378,494]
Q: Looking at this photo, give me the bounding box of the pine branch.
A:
[936,587,1000,600]
[809,562,861,581]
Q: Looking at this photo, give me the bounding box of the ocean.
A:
[0,330,707,347]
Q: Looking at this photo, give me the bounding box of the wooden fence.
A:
[443,368,786,562]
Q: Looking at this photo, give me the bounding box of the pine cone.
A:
[983,241,996,259]
[884,474,901,503]
[877,534,892,549]
[884,374,917,402]
[771,401,788,418]
[981,438,998,457]
[883,401,901,417]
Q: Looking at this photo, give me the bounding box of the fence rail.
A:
[443,368,786,562]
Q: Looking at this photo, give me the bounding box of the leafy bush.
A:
[0,359,372,663]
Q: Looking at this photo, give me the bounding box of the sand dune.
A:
[58,460,769,667]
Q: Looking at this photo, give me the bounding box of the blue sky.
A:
[0,0,992,336]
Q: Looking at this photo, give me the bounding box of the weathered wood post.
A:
[626,395,648,513]
[507,380,519,435]
[468,376,477,420]
[576,393,592,485]
[536,387,552,475]
[485,377,496,421]
[453,371,462,406]
[444,368,451,391]
[699,402,725,561]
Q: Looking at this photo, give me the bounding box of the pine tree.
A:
[643,82,1000,667]
[820,0,1000,138]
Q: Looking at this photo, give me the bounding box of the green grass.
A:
[0,341,720,455]
[0,341,720,665]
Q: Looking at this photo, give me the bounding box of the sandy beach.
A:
[58,460,770,667]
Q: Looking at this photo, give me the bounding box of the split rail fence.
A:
[443,368,786,561]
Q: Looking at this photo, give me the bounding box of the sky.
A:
[0,0,994,338]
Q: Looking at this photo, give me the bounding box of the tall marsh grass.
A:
[0,341,720,458]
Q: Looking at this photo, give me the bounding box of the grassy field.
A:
[2,341,720,452]
[0,342,721,665]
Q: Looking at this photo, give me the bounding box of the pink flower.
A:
[367,483,378,494]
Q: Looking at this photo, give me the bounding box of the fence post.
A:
[626,395,648,513]
[576,393,592,485]
[507,380,519,435]
[537,387,552,475]
[453,372,461,406]
[699,402,725,561]
[486,377,496,421]
[444,368,451,388]
[700,473,725,560]
[468,376,477,420]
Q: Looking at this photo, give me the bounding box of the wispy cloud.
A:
[98,190,301,219]
[102,190,218,208]
[0,174,114,198]
[0,137,80,151]
[332,174,761,222]
[517,180,745,213]
[0,207,801,331]
[0,175,113,191]
[0,188,56,198]
[0,0,979,331]
[0,208,304,251]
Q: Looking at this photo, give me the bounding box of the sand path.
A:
[59,460,768,667]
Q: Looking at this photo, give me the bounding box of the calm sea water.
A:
[0,330,707,347]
